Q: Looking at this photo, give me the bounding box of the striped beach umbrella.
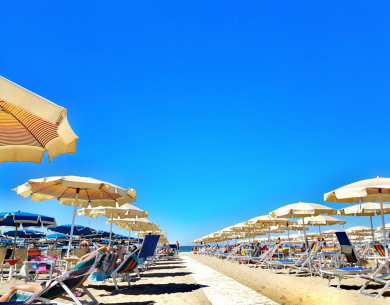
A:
[0,76,78,163]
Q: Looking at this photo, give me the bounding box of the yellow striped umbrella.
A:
[0,76,78,163]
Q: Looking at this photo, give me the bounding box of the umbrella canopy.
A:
[0,211,56,258]
[269,202,337,241]
[77,203,148,247]
[48,224,98,237]
[245,215,296,227]
[14,176,136,256]
[13,176,136,207]
[230,222,255,232]
[325,176,390,255]
[338,202,390,241]
[345,226,372,234]
[77,203,147,218]
[297,215,346,238]
[107,218,159,231]
[3,229,45,239]
[0,211,56,228]
[375,224,390,232]
[269,202,337,218]
[45,233,75,241]
[0,76,78,163]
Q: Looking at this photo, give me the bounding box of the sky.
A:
[1,1,390,245]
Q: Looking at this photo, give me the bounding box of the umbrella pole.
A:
[369,215,375,242]
[268,227,271,247]
[379,192,388,256]
[127,229,132,251]
[67,189,79,257]
[319,226,321,239]
[302,216,307,246]
[108,215,113,248]
[13,225,18,259]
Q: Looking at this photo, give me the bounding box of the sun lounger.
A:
[287,242,323,277]
[9,250,104,305]
[366,243,387,260]
[334,232,360,267]
[321,266,375,289]
[357,255,390,299]
[251,244,279,268]
[20,249,60,283]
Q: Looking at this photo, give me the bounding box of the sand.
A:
[0,256,210,305]
[184,253,389,305]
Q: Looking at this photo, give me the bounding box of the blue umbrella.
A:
[0,211,56,258]
[45,233,75,241]
[3,229,45,239]
[94,230,112,238]
[48,224,98,238]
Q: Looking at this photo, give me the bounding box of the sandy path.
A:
[185,253,389,305]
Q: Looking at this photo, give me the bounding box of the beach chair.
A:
[321,266,375,289]
[251,244,279,268]
[287,242,323,277]
[110,235,159,291]
[9,250,104,305]
[73,249,87,258]
[357,256,390,299]
[20,249,59,282]
[366,243,387,260]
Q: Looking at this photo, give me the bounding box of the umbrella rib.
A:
[1,108,45,148]
[57,187,70,200]
[30,180,62,195]
[102,188,118,203]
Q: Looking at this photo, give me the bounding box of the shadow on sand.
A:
[90,283,208,297]
[138,272,192,278]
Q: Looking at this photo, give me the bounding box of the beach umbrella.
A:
[0,75,78,163]
[107,217,158,248]
[13,176,136,256]
[321,229,341,237]
[324,176,390,255]
[269,202,337,242]
[245,215,295,246]
[48,224,100,244]
[278,224,308,242]
[297,215,346,238]
[3,229,45,239]
[76,203,148,246]
[0,211,56,258]
[338,202,390,242]
[375,223,390,232]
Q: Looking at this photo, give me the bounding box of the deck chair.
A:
[287,242,323,277]
[0,247,7,280]
[251,244,279,268]
[334,232,360,266]
[236,247,262,264]
[9,250,104,305]
[321,266,375,289]
[357,255,390,299]
[366,243,387,260]
[111,235,160,291]
[73,249,87,258]
[21,249,59,282]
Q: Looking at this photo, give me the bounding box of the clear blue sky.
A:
[1,1,390,245]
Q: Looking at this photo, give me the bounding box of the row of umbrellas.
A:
[194,177,390,256]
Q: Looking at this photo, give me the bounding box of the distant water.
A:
[179,246,193,253]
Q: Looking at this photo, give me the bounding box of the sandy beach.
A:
[184,253,389,305]
[0,256,210,305]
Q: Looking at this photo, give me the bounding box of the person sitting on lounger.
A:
[0,246,112,303]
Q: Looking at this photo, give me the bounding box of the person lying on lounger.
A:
[0,246,113,303]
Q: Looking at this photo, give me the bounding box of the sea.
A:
[178,246,193,252]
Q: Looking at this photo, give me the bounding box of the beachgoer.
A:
[27,242,36,249]
[276,237,281,244]
[0,246,111,302]
[79,240,89,249]
[176,241,180,251]
[49,245,54,251]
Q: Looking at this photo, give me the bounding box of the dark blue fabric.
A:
[45,233,73,240]
[3,229,45,239]
[0,211,56,228]
[48,224,99,237]
[138,235,160,259]
[335,231,352,246]
[169,244,177,249]
[337,267,366,271]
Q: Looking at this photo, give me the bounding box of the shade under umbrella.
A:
[0,75,78,163]
[14,176,136,256]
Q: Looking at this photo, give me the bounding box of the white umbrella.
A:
[325,176,390,255]
[13,176,136,256]
[0,76,78,163]
[297,215,346,238]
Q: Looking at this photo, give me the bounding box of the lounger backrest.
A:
[117,253,138,274]
[138,235,160,259]
[373,243,386,257]
[24,250,104,303]
[27,249,41,260]
[335,232,352,246]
